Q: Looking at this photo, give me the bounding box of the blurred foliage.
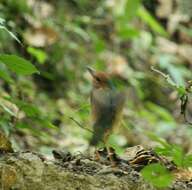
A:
[141,133,192,187]
[0,0,192,170]
[147,133,192,168]
[141,163,173,188]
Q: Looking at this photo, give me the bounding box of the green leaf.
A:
[138,7,168,37]
[0,102,16,116]
[0,64,13,83]
[112,0,127,17]
[146,132,171,148]
[0,18,5,25]
[141,163,173,188]
[0,118,12,135]
[183,154,192,168]
[118,25,140,39]
[158,54,190,86]
[177,86,186,96]
[7,99,41,118]
[114,0,141,19]
[146,102,175,122]
[66,23,90,41]
[155,143,185,167]
[171,145,184,167]
[155,147,172,157]
[0,54,39,75]
[89,32,106,53]
[20,104,41,118]
[36,119,57,129]
[15,122,30,129]
[15,122,47,137]
[27,47,47,64]
[125,0,141,20]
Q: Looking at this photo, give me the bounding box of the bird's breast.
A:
[91,88,126,125]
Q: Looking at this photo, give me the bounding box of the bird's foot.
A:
[93,147,118,167]
[106,147,117,167]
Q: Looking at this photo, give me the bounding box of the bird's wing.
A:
[91,88,125,121]
[90,89,126,145]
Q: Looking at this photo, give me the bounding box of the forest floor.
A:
[0,145,192,190]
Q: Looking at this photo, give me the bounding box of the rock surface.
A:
[0,149,190,190]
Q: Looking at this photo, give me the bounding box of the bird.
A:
[87,67,126,159]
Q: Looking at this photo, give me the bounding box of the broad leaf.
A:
[146,132,171,148]
[125,0,141,20]
[0,54,39,75]
[138,7,168,37]
[0,102,16,116]
[141,163,173,188]
[183,154,192,168]
[0,64,13,83]
[27,47,47,64]
[20,104,41,118]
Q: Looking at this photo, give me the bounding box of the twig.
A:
[69,116,105,145]
[69,116,94,134]
[150,66,177,87]
[151,66,192,126]
[180,90,192,125]
[151,66,168,79]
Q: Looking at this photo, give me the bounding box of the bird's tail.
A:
[90,123,106,146]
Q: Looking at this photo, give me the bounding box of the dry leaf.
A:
[178,44,192,64]
[156,37,178,54]
[101,52,130,79]
[23,27,58,47]
[27,0,54,18]
[173,168,192,182]
[0,132,13,153]
[1,165,17,190]
[168,13,189,34]
[156,0,173,18]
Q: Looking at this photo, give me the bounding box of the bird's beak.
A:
[87,67,96,78]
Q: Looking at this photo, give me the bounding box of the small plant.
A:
[141,133,192,187]
[141,163,173,188]
[0,18,56,137]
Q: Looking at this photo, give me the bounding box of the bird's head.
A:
[87,67,113,89]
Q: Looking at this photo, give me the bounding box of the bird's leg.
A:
[104,136,116,167]
[94,148,101,161]
[106,146,116,166]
